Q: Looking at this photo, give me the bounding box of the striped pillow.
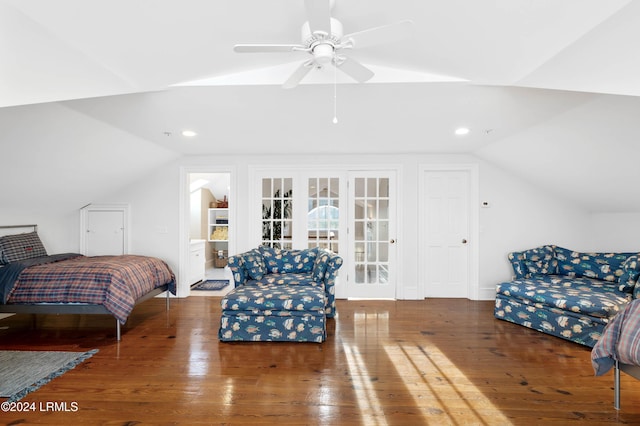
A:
[0,232,48,264]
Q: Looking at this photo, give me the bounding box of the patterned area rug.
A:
[0,349,98,402]
[192,280,230,291]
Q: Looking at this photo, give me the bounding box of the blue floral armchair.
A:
[227,246,343,318]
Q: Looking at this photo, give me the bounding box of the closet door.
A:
[422,170,470,298]
[80,204,128,256]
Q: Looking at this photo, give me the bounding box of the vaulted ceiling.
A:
[1,0,640,212]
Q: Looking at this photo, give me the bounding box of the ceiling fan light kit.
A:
[233,0,413,89]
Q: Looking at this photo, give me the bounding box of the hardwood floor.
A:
[1,297,639,425]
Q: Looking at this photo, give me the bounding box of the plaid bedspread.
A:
[592,299,640,376]
[5,254,176,324]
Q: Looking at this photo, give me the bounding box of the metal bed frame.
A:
[614,361,640,410]
[0,224,170,340]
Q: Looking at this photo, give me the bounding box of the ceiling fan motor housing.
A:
[302,18,343,66]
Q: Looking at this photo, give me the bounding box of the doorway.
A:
[186,171,234,296]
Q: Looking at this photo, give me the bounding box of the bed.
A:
[0,224,176,340]
[591,298,640,409]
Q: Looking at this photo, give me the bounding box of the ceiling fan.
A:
[233,0,413,89]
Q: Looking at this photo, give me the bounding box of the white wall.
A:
[0,207,80,255]
[0,152,608,301]
[99,163,182,276]
[96,152,593,300]
[587,213,640,252]
[477,161,590,297]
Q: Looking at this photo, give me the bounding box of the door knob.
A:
[390,239,396,244]
[462,239,468,244]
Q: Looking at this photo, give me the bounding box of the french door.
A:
[260,177,294,249]
[257,169,397,299]
[347,171,397,299]
[306,176,343,254]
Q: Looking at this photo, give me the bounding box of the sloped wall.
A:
[587,213,640,252]
[478,161,590,297]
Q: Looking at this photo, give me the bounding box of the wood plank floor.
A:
[1,297,639,425]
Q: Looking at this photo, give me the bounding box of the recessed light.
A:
[455,127,470,136]
[182,130,197,137]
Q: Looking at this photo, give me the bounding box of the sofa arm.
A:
[227,252,249,287]
[320,250,343,318]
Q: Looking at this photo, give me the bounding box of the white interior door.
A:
[85,209,125,256]
[347,171,397,299]
[423,170,470,298]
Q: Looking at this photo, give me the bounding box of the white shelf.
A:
[208,208,230,244]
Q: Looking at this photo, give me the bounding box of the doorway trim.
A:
[418,164,479,300]
[179,165,237,298]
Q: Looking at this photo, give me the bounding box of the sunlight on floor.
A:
[384,343,513,425]
[346,309,512,425]
[342,342,388,426]
[341,311,389,425]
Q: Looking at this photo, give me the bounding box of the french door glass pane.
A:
[261,178,293,249]
[354,177,390,284]
[307,177,340,253]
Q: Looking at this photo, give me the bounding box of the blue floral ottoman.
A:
[218,283,327,343]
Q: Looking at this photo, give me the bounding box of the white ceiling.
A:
[2,0,640,213]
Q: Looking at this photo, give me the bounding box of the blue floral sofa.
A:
[219,246,343,343]
[494,245,640,347]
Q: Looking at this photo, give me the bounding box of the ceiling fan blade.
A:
[343,20,414,48]
[283,61,314,89]
[304,0,332,35]
[234,44,304,53]
[336,57,374,83]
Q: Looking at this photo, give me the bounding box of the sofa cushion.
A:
[618,255,640,293]
[250,272,318,287]
[522,245,557,276]
[221,283,326,314]
[495,275,630,320]
[291,248,317,273]
[243,249,266,280]
[556,247,631,283]
[259,247,317,274]
[508,251,528,279]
